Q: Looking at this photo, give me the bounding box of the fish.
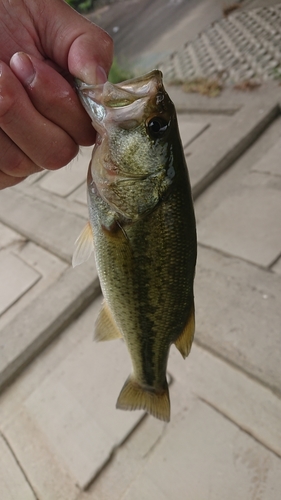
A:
[73,70,197,422]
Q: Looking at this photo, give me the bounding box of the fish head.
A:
[76,70,180,220]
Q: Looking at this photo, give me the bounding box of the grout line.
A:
[0,431,40,500]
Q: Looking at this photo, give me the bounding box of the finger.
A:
[0,61,79,170]
[30,0,113,84]
[0,129,42,189]
[10,52,96,146]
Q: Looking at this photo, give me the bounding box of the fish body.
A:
[73,71,197,422]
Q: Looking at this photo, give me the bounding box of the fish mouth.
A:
[75,70,164,129]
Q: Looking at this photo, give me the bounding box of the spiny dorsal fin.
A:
[94,301,123,342]
[72,221,94,268]
[116,375,170,422]
[174,301,195,359]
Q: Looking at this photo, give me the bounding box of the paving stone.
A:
[38,147,91,197]
[194,246,281,395]
[0,433,36,500]
[0,259,99,391]
[185,88,279,197]
[168,344,281,457]
[272,256,281,275]
[251,137,281,177]
[197,185,281,267]
[0,222,25,249]
[1,296,144,493]
[68,183,88,206]
[0,251,40,316]
[0,189,88,262]
[122,400,281,500]
[0,242,68,332]
[177,118,209,149]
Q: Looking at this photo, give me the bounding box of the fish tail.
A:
[116,375,170,422]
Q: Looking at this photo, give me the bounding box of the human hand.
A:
[0,0,113,189]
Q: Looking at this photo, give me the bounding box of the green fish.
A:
[73,70,197,422]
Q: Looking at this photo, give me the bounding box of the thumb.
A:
[37,0,113,83]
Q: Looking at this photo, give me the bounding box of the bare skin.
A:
[0,0,113,189]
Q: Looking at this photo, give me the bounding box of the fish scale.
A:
[73,70,197,421]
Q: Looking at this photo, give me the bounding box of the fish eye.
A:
[147,117,169,139]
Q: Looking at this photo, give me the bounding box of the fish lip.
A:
[75,70,165,128]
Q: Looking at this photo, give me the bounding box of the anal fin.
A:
[174,301,195,359]
[94,301,123,342]
[116,375,170,422]
[72,221,94,268]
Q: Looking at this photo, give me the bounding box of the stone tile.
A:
[177,118,209,149]
[0,222,25,250]
[197,186,281,267]
[38,147,92,197]
[168,344,281,457]
[68,182,88,206]
[1,296,144,492]
[251,138,281,177]
[272,256,281,275]
[0,251,40,316]
[2,409,80,500]
[122,399,281,500]
[0,189,88,262]
[0,242,68,331]
[0,434,36,500]
[194,246,281,395]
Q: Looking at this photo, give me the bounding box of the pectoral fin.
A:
[94,301,123,341]
[72,221,94,268]
[174,302,195,359]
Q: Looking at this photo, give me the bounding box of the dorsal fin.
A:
[72,221,94,268]
[174,301,195,359]
[94,301,123,341]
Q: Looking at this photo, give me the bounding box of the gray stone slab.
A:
[122,399,281,500]
[68,183,87,206]
[1,297,145,495]
[251,137,281,177]
[0,434,36,500]
[177,118,209,149]
[194,246,281,395]
[197,186,281,267]
[0,259,99,391]
[0,252,40,315]
[38,147,91,197]
[0,189,88,262]
[185,87,280,198]
[0,222,25,249]
[272,256,281,275]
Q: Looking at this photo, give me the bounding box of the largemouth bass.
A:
[73,70,197,422]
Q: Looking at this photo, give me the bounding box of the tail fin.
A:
[116,375,170,422]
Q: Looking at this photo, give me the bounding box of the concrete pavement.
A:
[0,1,281,499]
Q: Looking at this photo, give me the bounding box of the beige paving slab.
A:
[69,182,87,206]
[0,189,88,262]
[177,118,209,149]
[197,185,281,267]
[1,296,144,493]
[0,222,25,249]
[251,137,281,177]
[0,251,40,316]
[168,344,281,457]
[38,147,91,197]
[121,400,281,500]
[272,256,281,275]
[0,259,99,391]
[0,433,36,500]
[194,246,281,395]
[0,242,68,331]
[184,84,280,198]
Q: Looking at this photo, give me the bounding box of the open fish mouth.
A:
[75,70,165,131]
